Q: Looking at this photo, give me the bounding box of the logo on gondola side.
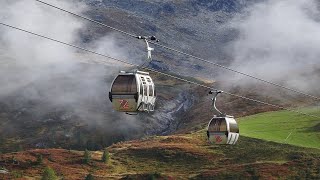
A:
[215,135,223,143]
[119,99,129,109]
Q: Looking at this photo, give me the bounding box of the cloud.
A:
[0,0,142,139]
[0,0,86,95]
[221,0,320,95]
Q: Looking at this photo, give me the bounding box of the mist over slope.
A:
[85,0,320,98]
[0,0,145,151]
[222,0,320,95]
[0,0,319,152]
[0,0,205,151]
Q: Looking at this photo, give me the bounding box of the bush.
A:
[41,167,57,180]
[12,170,23,178]
[83,149,91,164]
[101,150,109,163]
[36,154,43,165]
[85,173,94,180]
[149,172,161,180]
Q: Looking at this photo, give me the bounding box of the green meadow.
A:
[239,107,320,149]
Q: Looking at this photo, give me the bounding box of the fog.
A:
[221,0,320,96]
[2,0,319,150]
[0,0,141,140]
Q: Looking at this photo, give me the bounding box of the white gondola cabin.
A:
[109,70,156,113]
[206,90,239,145]
[207,116,239,145]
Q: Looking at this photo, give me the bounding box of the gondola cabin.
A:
[207,116,239,145]
[109,70,156,113]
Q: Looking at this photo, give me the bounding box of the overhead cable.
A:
[0,22,319,119]
[35,0,137,38]
[34,0,320,102]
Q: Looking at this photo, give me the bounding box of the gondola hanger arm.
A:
[145,39,154,60]
[209,90,224,116]
[135,35,159,66]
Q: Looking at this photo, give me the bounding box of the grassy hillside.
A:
[1,130,320,179]
[239,107,320,149]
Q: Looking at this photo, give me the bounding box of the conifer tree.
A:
[101,149,109,163]
[85,173,94,180]
[36,154,43,165]
[41,167,57,180]
[83,149,91,164]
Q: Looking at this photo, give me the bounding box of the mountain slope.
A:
[1,130,320,179]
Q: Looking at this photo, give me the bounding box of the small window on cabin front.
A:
[144,85,148,96]
[140,77,147,85]
[149,85,153,96]
[140,83,143,95]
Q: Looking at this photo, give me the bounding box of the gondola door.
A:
[207,117,228,144]
[110,74,138,112]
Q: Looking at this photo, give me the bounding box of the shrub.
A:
[149,172,161,180]
[36,154,43,165]
[85,173,94,180]
[101,150,109,163]
[83,149,91,164]
[11,170,23,178]
[41,167,57,180]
